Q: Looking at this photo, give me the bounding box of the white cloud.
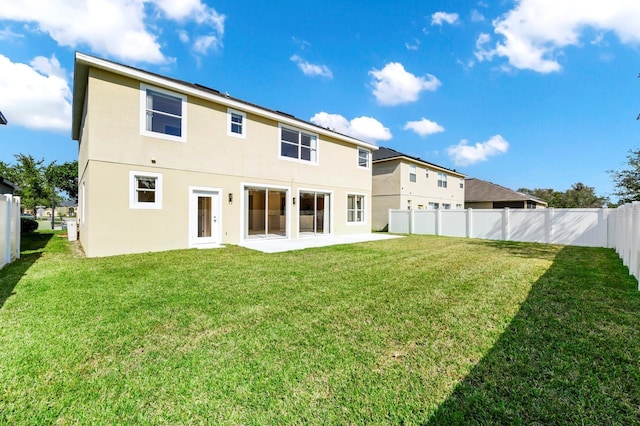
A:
[446,135,509,166]
[476,0,640,73]
[290,55,333,78]
[193,35,219,54]
[0,0,225,64]
[405,39,421,50]
[431,12,459,26]
[177,30,190,43]
[0,54,71,131]
[404,118,445,137]
[0,26,23,40]
[310,112,392,143]
[471,10,485,22]
[369,62,441,106]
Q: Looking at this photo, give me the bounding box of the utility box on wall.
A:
[67,220,77,241]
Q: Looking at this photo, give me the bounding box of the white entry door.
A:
[189,188,220,247]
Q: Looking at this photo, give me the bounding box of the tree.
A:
[519,183,608,208]
[609,148,640,204]
[46,160,78,200]
[12,154,49,212]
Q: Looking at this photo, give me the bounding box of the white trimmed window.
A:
[227,108,246,138]
[140,84,186,142]
[438,172,448,188]
[428,202,440,209]
[347,194,365,223]
[443,203,451,209]
[130,171,163,209]
[409,164,417,183]
[459,179,464,189]
[357,148,370,169]
[280,125,318,164]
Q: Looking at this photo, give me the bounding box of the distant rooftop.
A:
[372,146,464,176]
[465,178,547,205]
[0,111,6,125]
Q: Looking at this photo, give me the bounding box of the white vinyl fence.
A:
[389,204,640,288]
[0,194,20,270]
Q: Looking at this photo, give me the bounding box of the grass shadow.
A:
[467,238,561,261]
[0,232,52,310]
[427,245,640,424]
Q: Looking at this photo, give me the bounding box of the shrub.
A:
[20,217,38,233]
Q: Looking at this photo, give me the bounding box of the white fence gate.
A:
[0,194,20,270]
[389,204,640,288]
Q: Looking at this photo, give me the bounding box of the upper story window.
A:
[438,172,448,188]
[227,108,246,138]
[140,84,186,142]
[280,125,317,164]
[425,169,429,178]
[409,164,417,183]
[129,171,163,209]
[358,148,370,169]
[459,179,464,189]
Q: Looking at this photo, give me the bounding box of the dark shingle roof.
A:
[0,111,6,125]
[73,52,372,148]
[373,146,464,176]
[465,178,547,205]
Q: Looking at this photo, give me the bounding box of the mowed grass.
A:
[1,232,639,424]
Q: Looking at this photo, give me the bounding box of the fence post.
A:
[4,194,11,266]
[502,208,510,241]
[12,196,20,261]
[632,203,640,284]
[409,209,414,235]
[545,207,554,244]
[436,208,442,236]
[466,208,473,239]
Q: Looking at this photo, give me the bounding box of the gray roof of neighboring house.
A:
[373,146,465,177]
[465,178,547,205]
[0,111,6,125]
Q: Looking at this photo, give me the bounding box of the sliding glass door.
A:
[299,191,330,236]
[245,187,287,238]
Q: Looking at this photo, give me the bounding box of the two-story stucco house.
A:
[72,53,377,257]
[372,147,465,231]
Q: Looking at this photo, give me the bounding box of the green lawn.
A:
[1,232,639,424]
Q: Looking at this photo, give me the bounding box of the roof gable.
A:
[465,178,547,205]
[373,146,465,177]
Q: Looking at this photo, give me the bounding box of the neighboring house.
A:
[42,200,78,219]
[372,147,466,231]
[0,177,16,194]
[0,111,6,125]
[464,178,547,209]
[71,53,377,257]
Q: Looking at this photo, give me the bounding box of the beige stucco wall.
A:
[372,159,465,231]
[78,67,373,257]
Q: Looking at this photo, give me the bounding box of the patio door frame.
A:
[242,183,290,240]
[188,186,222,248]
[298,189,332,237]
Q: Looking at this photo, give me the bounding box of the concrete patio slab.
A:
[239,233,403,253]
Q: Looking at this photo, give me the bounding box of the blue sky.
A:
[1,0,639,201]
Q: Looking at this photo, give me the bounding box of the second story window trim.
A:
[140,83,187,143]
[279,124,318,165]
[357,147,371,169]
[227,108,246,138]
[409,164,417,183]
[438,172,448,188]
